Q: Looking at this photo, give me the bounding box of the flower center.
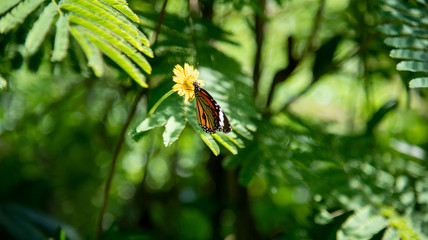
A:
[185,76,195,90]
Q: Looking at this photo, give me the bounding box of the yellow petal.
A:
[173,65,186,79]
[173,76,184,84]
[189,92,195,101]
[172,84,181,91]
[193,69,199,79]
[184,63,193,77]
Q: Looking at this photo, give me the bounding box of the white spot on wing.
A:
[219,110,225,127]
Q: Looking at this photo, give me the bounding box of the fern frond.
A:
[61,0,148,53]
[390,49,428,61]
[0,0,45,33]
[337,206,389,240]
[380,0,428,88]
[409,77,428,88]
[68,14,151,74]
[100,0,140,23]
[381,207,422,240]
[397,61,428,72]
[69,26,104,77]
[212,133,238,155]
[0,0,21,15]
[187,116,220,156]
[92,0,149,46]
[384,37,428,49]
[51,14,70,62]
[81,27,148,87]
[24,2,58,56]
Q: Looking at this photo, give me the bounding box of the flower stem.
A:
[148,89,174,116]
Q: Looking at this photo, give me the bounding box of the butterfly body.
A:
[193,82,232,134]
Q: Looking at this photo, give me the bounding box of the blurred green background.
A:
[1,0,428,239]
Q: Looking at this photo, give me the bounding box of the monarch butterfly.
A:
[193,82,232,134]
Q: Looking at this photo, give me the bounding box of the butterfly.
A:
[193,82,232,134]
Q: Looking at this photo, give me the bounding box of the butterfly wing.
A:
[194,84,232,134]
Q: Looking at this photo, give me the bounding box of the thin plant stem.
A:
[96,89,145,238]
[148,89,174,116]
[96,0,169,238]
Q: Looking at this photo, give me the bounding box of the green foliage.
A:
[133,11,257,155]
[24,2,58,56]
[0,0,152,87]
[379,0,428,88]
[0,74,6,89]
[337,206,389,240]
[0,203,80,240]
[0,0,21,15]
[2,0,428,240]
[409,77,428,88]
[0,0,45,33]
[69,25,104,76]
[51,14,70,62]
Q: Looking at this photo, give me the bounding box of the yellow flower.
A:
[172,63,204,103]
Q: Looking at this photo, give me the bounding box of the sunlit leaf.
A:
[212,133,238,155]
[390,49,428,61]
[69,26,104,77]
[51,14,70,62]
[24,2,58,56]
[163,115,186,147]
[101,0,140,23]
[409,77,428,88]
[337,206,389,240]
[81,27,148,87]
[0,0,45,33]
[0,0,21,15]
[397,61,428,73]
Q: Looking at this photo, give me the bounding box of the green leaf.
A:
[378,24,428,38]
[67,13,151,74]
[24,2,58,56]
[188,116,220,156]
[409,77,428,88]
[69,26,104,77]
[384,37,428,49]
[381,7,420,26]
[91,0,149,46]
[136,114,168,133]
[0,0,21,15]
[231,123,253,140]
[0,75,7,90]
[51,14,70,62]
[80,27,148,87]
[382,227,399,240]
[136,92,183,135]
[61,0,150,55]
[337,206,389,240]
[212,133,238,155]
[0,0,45,33]
[100,0,140,23]
[390,49,428,61]
[163,115,186,147]
[59,229,67,240]
[397,61,428,72]
[223,131,245,148]
[381,207,422,240]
